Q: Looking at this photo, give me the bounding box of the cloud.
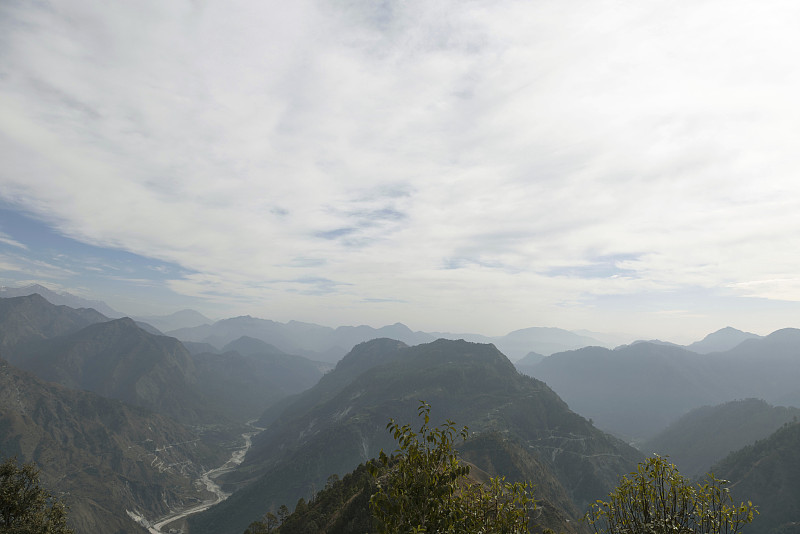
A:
[2,0,800,338]
[0,252,77,280]
[0,231,27,250]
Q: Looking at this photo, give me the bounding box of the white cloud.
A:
[0,231,27,250]
[2,0,800,338]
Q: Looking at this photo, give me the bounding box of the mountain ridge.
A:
[0,357,223,534]
[189,338,641,534]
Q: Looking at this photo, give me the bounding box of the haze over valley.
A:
[2,1,800,532]
[1,286,799,533]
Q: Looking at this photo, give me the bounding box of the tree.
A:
[0,456,74,533]
[369,401,535,533]
[585,455,757,534]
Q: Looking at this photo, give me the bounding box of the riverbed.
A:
[137,427,259,533]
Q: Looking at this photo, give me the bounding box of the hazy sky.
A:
[2,0,800,343]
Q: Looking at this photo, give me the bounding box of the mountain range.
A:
[2,286,799,533]
[1,285,620,361]
[517,329,800,441]
[0,294,324,425]
[188,338,642,534]
[643,398,800,477]
[8,284,768,366]
[0,356,224,533]
[712,421,800,534]
[0,283,123,318]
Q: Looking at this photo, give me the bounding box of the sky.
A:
[2,0,800,343]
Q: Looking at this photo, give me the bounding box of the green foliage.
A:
[0,456,74,533]
[243,463,379,534]
[585,455,756,534]
[369,401,535,533]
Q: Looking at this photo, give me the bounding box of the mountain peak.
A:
[685,327,760,354]
[0,285,121,317]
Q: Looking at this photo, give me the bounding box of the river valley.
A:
[128,428,259,533]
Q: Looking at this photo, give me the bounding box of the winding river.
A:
[140,427,260,533]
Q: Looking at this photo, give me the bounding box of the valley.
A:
[1,289,799,534]
[143,424,262,533]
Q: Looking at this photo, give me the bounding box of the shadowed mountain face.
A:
[1,296,324,425]
[191,336,325,421]
[519,330,800,441]
[0,358,223,534]
[644,399,800,477]
[712,421,800,534]
[0,293,108,354]
[272,434,586,534]
[189,338,641,534]
[684,326,761,354]
[0,285,122,318]
[10,316,212,423]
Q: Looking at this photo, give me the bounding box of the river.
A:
[130,426,260,533]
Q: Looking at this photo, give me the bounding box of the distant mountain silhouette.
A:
[190,336,325,420]
[1,297,323,424]
[0,293,107,353]
[515,350,546,366]
[189,338,640,534]
[519,330,800,441]
[10,316,212,422]
[644,399,800,476]
[430,326,608,359]
[684,326,761,354]
[0,284,121,317]
[168,316,436,362]
[170,316,609,363]
[135,308,213,332]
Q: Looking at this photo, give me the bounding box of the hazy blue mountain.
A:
[169,314,613,363]
[189,338,640,534]
[643,399,800,476]
[134,308,213,332]
[522,342,716,441]
[0,284,121,317]
[0,357,223,534]
[712,421,800,534]
[685,326,761,354]
[168,316,435,362]
[183,340,221,355]
[572,329,634,348]
[521,330,800,442]
[629,339,683,348]
[192,350,319,422]
[714,328,800,408]
[134,320,163,335]
[222,335,288,356]
[0,293,108,353]
[1,296,322,424]
[9,316,213,423]
[188,336,325,420]
[431,326,608,359]
[516,350,546,366]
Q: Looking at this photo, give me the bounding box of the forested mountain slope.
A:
[713,421,800,534]
[189,338,641,534]
[1,296,325,424]
[0,293,107,354]
[0,358,223,534]
[644,399,800,476]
